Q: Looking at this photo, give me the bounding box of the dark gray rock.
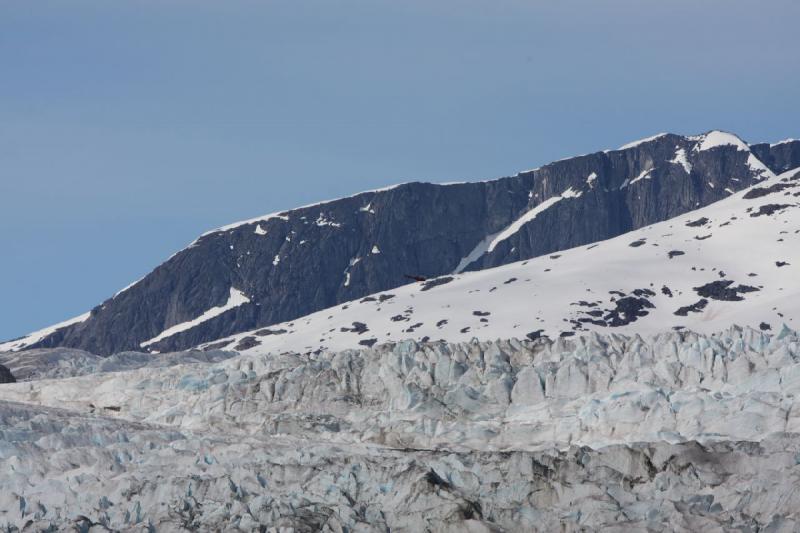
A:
[742,181,796,199]
[419,276,454,291]
[694,280,759,301]
[750,204,792,217]
[685,217,709,227]
[233,336,260,351]
[0,364,15,384]
[749,140,800,174]
[674,299,710,316]
[23,132,795,355]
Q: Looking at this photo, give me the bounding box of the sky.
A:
[1,0,799,340]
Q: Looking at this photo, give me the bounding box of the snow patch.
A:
[453,187,582,273]
[140,288,250,348]
[316,213,342,228]
[693,130,749,152]
[113,278,144,299]
[618,133,668,150]
[628,169,653,186]
[517,167,540,175]
[0,312,91,352]
[371,245,381,254]
[669,148,693,174]
[770,138,798,147]
[586,172,598,188]
[487,187,582,252]
[254,224,267,236]
[201,212,289,239]
[343,257,362,286]
[747,153,776,180]
[196,183,411,239]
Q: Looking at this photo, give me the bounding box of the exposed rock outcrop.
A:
[0,364,14,384]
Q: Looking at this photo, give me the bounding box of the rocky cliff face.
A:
[10,132,798,355]
[750,138,800,174]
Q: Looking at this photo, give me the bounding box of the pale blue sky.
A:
[2,0,799,340]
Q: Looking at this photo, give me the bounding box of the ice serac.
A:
[2,400,799,532]
[0,347,236,381]
[2,327,800,531]
[6,327,800,452]
[11,131,792,355]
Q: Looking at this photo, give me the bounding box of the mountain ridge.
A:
[3,130,798,355]
[204,165,800,355]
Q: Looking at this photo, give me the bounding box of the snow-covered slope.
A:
[0,312,90,352]
[206,167,800,356]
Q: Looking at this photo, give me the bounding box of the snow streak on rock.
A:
[617,132,669,150]
[453,186,582,273]
[0,312,90,352]
[669,147,693,174]
[140,288,250,347]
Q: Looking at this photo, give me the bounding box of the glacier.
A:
[2,327,800,531]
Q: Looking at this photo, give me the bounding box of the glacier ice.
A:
[2,327,800,530]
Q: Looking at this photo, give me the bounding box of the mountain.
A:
[3,131,798,356]
[203,165,800,354]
